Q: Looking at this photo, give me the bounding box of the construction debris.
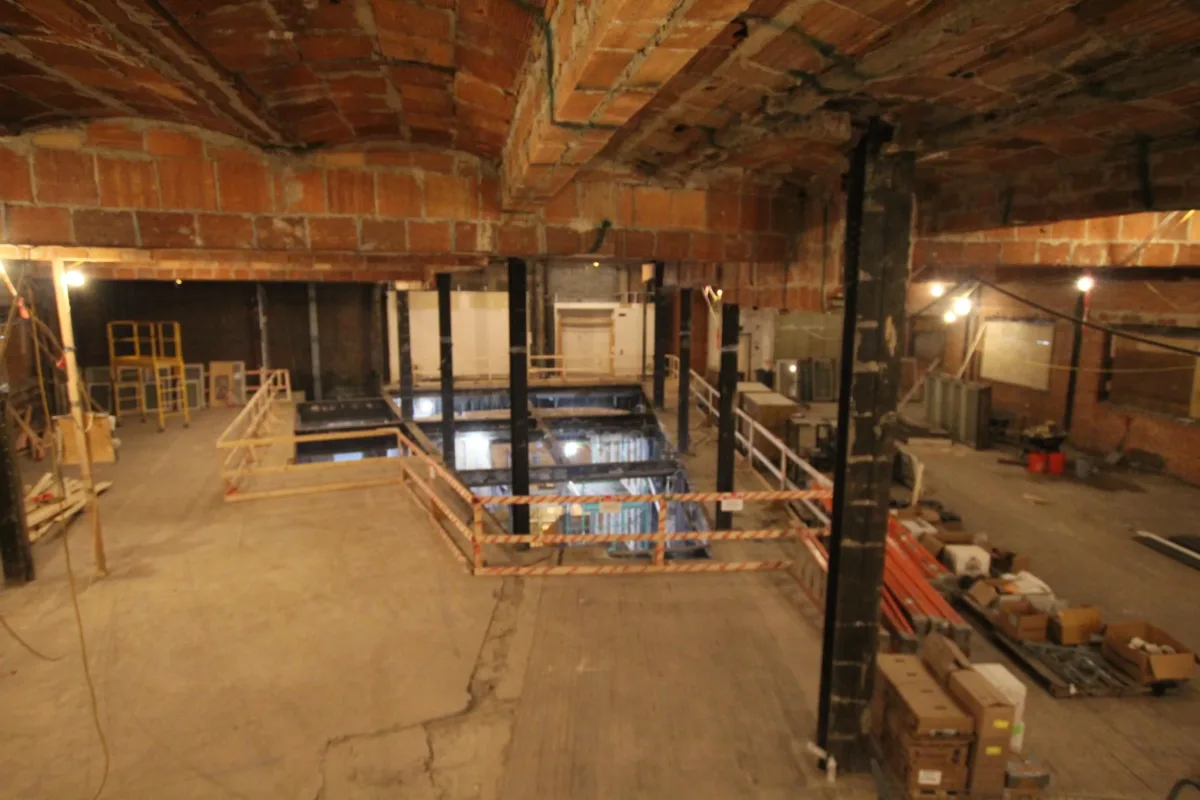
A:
[22,474,112,543]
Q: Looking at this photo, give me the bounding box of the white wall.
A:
[555,301,654,375]
[707,307,776,375]
[409,291,510,378]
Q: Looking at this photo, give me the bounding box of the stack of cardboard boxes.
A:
[875,635,1050,798]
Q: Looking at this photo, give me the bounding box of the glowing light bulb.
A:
[943,310,958,324]
[64,270,85,287]
[952,296,972,316]
[563,442,580,457]
[930,282,945,297]
[1076,275,1094,292]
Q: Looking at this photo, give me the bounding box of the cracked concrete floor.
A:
[1,405,868,799]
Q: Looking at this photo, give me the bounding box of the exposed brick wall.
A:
[0,120,801,282]
[915,210,1200,272]
[933,277,1200,484]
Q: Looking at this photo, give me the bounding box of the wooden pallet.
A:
[956,593,1177,699]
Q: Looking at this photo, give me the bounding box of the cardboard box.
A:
[880,727,970,794]
[995,598,1048,643]
[874,655,931,737]
[947,670,1016,795]
[1050,607,1103,646]
[974,664,1027,753]
[1102,621,1195,683]
[943,544,992,577]
[921,634,972,685]
[888,674,974,737]
[920,532,946,560]
[966,578,1002,611]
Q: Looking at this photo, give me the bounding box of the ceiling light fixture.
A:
[943,310,958,324]
[1076,275,1095,293]
[64,269,86,287]
[929,282,945,297]
[952,296,972,316]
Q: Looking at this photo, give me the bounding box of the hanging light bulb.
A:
[1076,275,1094,292]
[943,310,958,324]
[929,282,946,297]
[64,269,86,287]
[952,296,972,316]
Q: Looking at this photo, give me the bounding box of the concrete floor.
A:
[2,390,1196,799]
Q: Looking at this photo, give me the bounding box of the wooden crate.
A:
[55,413,117,464]
[741,391,799,464]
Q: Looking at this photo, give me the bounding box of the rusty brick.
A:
[632,187,671,228]
[962,242,1003,264]
[497,222,537,254]
[198,214,255,249]
[692,232,724,260]
[72,209,137,247]
[377,172,423,218]
[545,226,582,254]
[256,216,309,249]
[557,91,606,122]
[327,169,376,215]
[137,212,199,248]
[1139,243,1177,266]
[6,205,72,244]
[670,190,706,230]
[159,160,218,210]
[410,151,456,173]
[97,157,160,209]
[34,149,97,205]
[408,220,452,253]
[707,192,740,232]
[480,176,501,220]
[741,194,773,233]
[724,235,752,261]
[1000,242,1037,263]
[455,222,479,251]
[208,145,264,164]
[217,161,271,213]
[1086,215,1121,242]
[1051,217,1087,239]
[425,173,476,218]
[275,169,326,214]
[543,185,578,223]
[1036,242,1071,264]
[1070,244,1107,267]
[758,233,788,261]
[1119,211,1164,242]
[0,148,33,202]
[657,231,690,260]
[1176,244,1200,265]
[360,219,407,251]
[86,122,144,152]
[624,230,655,258]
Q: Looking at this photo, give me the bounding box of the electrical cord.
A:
[0,612,63,661]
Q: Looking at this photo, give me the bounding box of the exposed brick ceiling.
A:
[2,0,1199,192]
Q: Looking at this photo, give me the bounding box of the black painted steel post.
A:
[816,119,914,770]
[0,386,34,584]
[678,287,693,453]
[652,261,667,408]
[436,273,456,470]
[1063,291,1087,432]
[398,290,414,419]
[508,258,531,535]
[715,303,739,530]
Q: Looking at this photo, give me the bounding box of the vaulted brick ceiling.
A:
[1,0,1198,196]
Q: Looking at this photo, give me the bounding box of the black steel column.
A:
[0,387,34,584]
[678,287,693,453]
[817,119,914,769]
[1063,291,1087,432]
[652,260,667,408]
[436,273,456,470]
[508,258,531,535]
[398,290,414,419]
[714,303,739,530]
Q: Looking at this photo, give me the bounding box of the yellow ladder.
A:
[152,361,190,431]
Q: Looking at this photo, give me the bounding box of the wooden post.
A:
[51,260,107,575]
[473,503,484,573]
[653,498,667,565]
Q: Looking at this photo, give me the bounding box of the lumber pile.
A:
[22,473,111,543]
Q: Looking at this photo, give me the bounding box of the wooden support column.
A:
[508,258,531,535]
[715,303,739,531]
[52,260,107,575]
[678,287,693,453]
[307,283,322,401]
[817,120,914,770]
[398,290,414,420]
[437,273,456,470]
[653,261,667,409]
[0,386,34,583]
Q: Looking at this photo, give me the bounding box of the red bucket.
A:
[1047,452,1066,475]
[1027,452,1047,473]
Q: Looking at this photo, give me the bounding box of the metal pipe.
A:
[308,282,322,401]
[437,273,456,470]
[1063,291,1087,432]
[256,283,270,371]
[715,303,739,530]
[653,260,667,408]
[508,258,531,535]
[678,287,692,453]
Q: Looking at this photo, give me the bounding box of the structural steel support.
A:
[1063,291,1087,432]
[386,283,400,386]
[817,119,914,770]
[715,303,739,530]
[508,257,531,535]
[255,283,269,371]
[459,459,678,488]
[307,282,322,401]
[398,290,414,419]
[437,273,456,470]
[652,261,667,409]
[678,287,693,453]
[0,386,34,583]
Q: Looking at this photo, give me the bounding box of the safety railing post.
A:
[472,502,484,574]
[654,499,667,565]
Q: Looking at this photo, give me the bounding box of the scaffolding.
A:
[107,320,190,431]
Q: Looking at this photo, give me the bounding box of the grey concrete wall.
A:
[547,262,622,301]
[774,311,843,360]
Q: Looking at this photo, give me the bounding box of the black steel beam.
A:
[416,412,658,436]
[398,290,414,419]
[459,459,680,488]
[715,302,739,530]
[508,257,531,535]
[0,387,34,584]
[436,273,456,470]
[678,287,692,453]
[1062,291,1086,432]
[817,118,913,770]
[652,260,667,408]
